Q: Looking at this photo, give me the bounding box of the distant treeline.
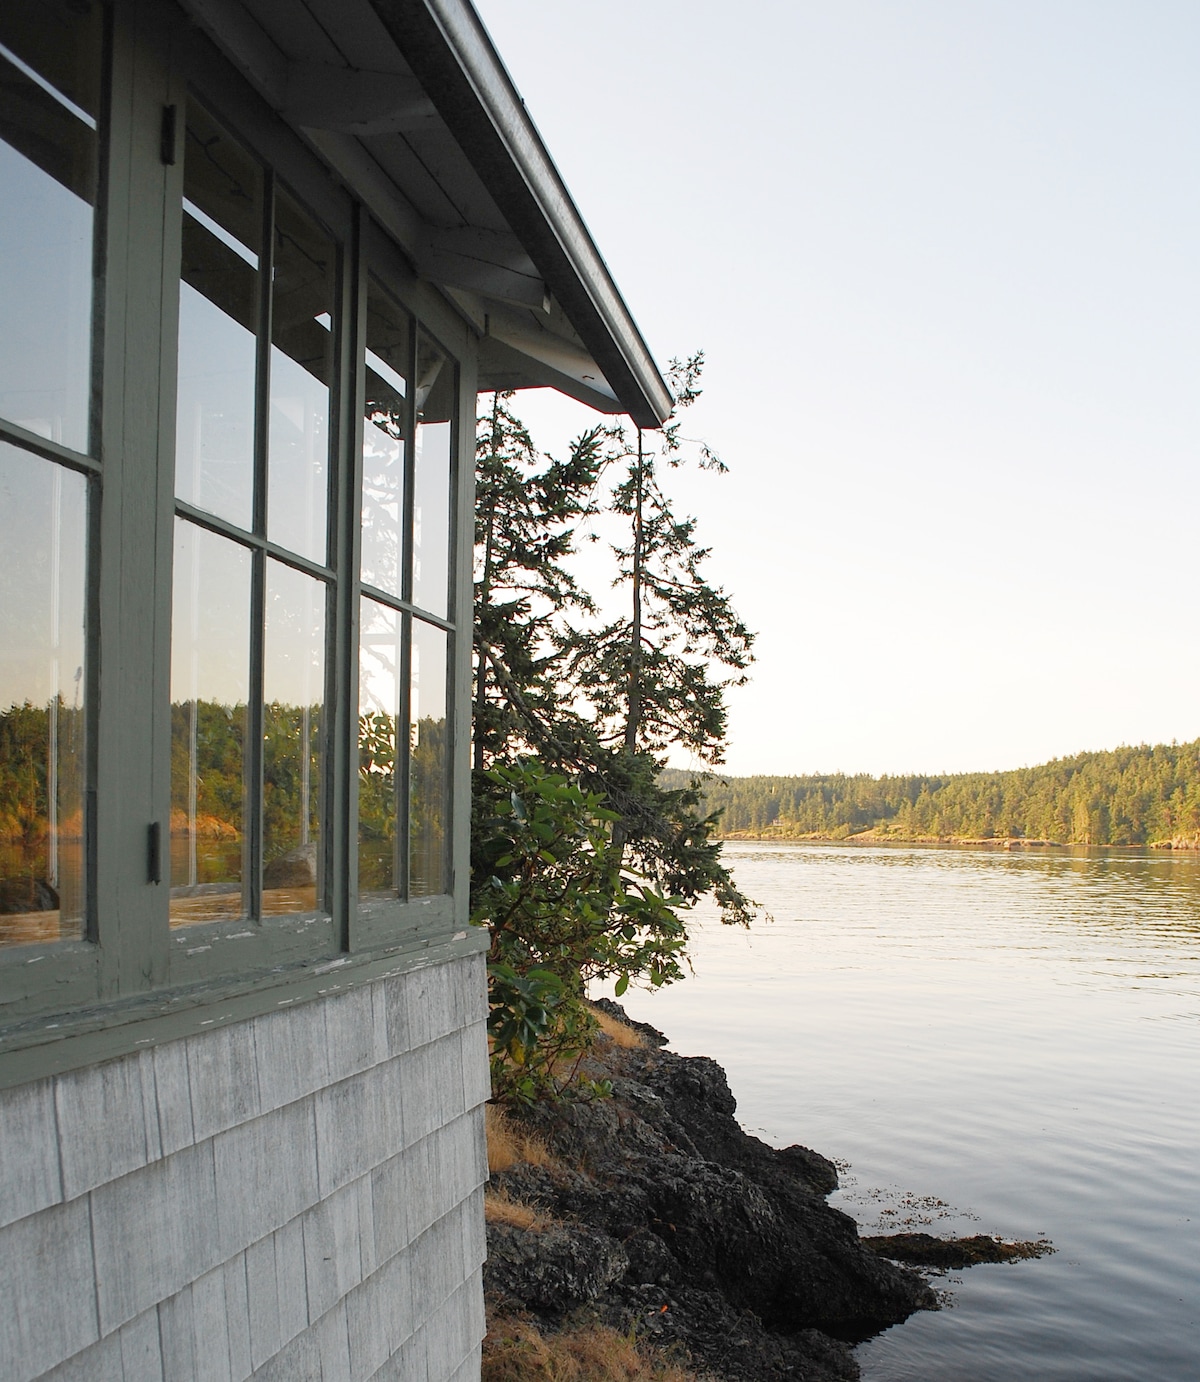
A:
[664,739,1200,846]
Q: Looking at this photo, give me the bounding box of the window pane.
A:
[263,560,324,916]
[409,619,448,897]
[412,334,454,618]
[170,520,250,926]
[0,443,86,947]
[358,597,401,898]
[360,284,409,598]
[0,2,102,452]
[175,101,262,531]
[268,188,333,563]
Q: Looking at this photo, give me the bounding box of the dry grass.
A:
[482,1313,697,1382]
[484,1187,554,1233]
[587,1004,645,1050]
[485,1104,560,1174]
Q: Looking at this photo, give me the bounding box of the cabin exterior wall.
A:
[0,954,489,1381]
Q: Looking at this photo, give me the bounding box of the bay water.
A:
[606,841,1200,1381]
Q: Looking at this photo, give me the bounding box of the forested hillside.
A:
[667,739,1200,846]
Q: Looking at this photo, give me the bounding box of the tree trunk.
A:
[624,427,644,756]
[473,393,503,772]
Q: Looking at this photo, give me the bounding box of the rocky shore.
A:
[483,1002,938,1381]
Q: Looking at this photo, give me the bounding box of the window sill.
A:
[0,922,488,1091]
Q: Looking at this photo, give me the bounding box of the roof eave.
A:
[366,0,673,429]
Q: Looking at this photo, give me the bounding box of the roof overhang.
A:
[177,0,673,427]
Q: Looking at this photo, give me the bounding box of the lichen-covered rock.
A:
[485,1221,627,1314]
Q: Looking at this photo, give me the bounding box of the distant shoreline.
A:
[715,829,1200,851]
[664,738,1200,852]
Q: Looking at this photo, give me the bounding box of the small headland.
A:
[482,1003,940,1381]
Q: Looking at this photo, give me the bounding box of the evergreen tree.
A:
[472,391,606,776]
[470,368,760,1097]
[562,354,757,920]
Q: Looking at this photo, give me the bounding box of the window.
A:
[170,99,336,931]
[0,1,101,952]
[357,286,455,908]
[0,5,472,1045]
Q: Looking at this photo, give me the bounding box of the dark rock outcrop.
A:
[486,1221,628,1314]
[485,1007,936,1379]
[602,1284,862,1382]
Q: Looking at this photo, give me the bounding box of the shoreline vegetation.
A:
[664,736,1200,852]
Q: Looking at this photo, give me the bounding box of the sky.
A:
[472,0,1200,778]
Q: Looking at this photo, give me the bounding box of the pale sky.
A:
[473,0,1200,778]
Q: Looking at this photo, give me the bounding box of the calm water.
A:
[607,842,1200,1381]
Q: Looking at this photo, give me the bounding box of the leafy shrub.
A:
[473,760,685,1103]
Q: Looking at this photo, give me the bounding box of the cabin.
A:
[0,2,669,1377]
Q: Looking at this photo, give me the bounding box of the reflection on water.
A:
[608,843,1200,1382]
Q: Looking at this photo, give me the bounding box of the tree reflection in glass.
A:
[361,284,409,599]
[169,520,250,926]
[0,443,87,946]
[358,597,401,897]
[409,619,448,897]
[262,559,325,915]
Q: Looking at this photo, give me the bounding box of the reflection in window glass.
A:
[358,598,402,898]
[0,443,86,947]
[175,101,262,531]
[0,1,101,452]
[263,560,324,915]
[170,520,251,926]
[268,189,333,563]
[409,619,448,897]
[412,334,454,617]
[361,284,409,598]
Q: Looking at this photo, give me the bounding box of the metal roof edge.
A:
[367,0,674,428]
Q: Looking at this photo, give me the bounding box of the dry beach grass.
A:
[482,1312,699,1382]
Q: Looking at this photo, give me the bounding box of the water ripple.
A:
[605,843,1200,1382]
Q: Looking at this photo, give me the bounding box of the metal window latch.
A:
[160,104,179,165]
[148,822,162,884]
